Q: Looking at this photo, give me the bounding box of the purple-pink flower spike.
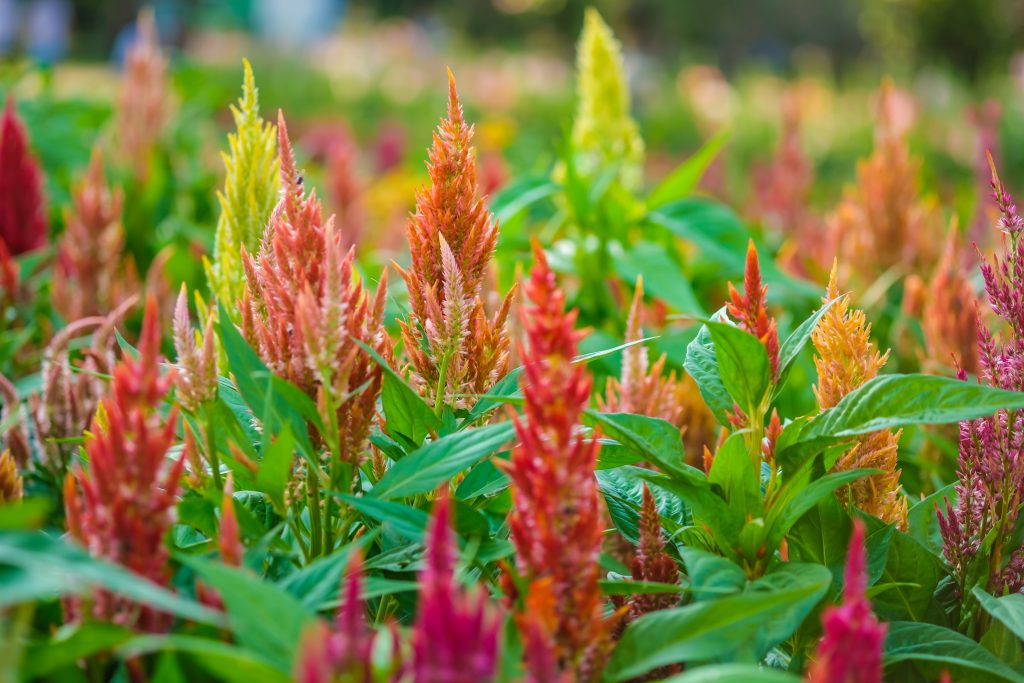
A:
[807,519,886,683]
[410,492,501,683]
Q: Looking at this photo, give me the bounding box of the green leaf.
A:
[464,368,523,424]
[0,531,223,626]
[455,456,510,499]
[883,621,1024,683]
[605,562,830,680]
[647,130,728,209]
[0,497,51,529]
[776,297,838,388]
[355,339,440,445]
[708,432,762,519]
[584,411,687,478]
[277,533,375,612]
[704,321,770,413]
[871,527,943,622]
[119,635,292,683]
[490,174,559,222]
[765,467,877,550]
[973,587,1024,642]
[640,470,743,559]
[684,323,732,426]
[178,555,313,670]
[23,623,133,678]
[254,425,295,514]
[597,466,688,544]
[370,421,515,499]
[615,242,706,317]
[658,664,801,683]
[599,579,685,596]
[907,482,955,557]
[679,546,746,601]
[337,494,428,541]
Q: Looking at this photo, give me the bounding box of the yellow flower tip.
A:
[826,259,841,302]
[0,449,22,504]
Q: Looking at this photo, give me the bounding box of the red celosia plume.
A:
[727,240,780,382]
[0,96,47,256]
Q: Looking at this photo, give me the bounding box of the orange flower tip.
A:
[986,149,998,183]
[140,293,161,357]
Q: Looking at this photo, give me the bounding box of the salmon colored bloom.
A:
[806,520,886,683]
[503,243,615,681]
[0,96,47,256]
[63,296,185,632]
[172,284,218,413]
[813,263,907,529]
[117,9,167,179]
[397,71,513,411]
[53,148,137,321]
[241,112,388,467]
[409,493,501,682]
[0,449,22,503]
[917,227,979,374]
[727,240,780,382]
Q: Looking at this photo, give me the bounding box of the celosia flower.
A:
[918,227,979,374]
[727,241,780,382]
[325,129,366,252]
[206,60,279,310]
[806,519,886,683]
[503,243,615,681]
[64,295,185,632]
[117,9,167,179]
[813,263,907,529]
[242,112,388,468]
[409,493,500,682]
[939,158,1024,596]
[627,485,679,618]
[0,95,47,256]
[599,276,717,465]
[294,551,383,683]
[0,449,22,503]
[397,71,513,411]
[172,284,218,413]
[569,8,644,190]
[52,147,137,321]
[828,80,940,284]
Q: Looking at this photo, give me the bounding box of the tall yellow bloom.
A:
[570,8,644,190]
[813,262,907,529]
[205,60,279,311]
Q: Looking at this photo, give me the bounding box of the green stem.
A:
[433,349,454,416]
[307,468,322,558]
[204,404,223,490]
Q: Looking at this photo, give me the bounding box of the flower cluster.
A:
[117,9,167,179]
[938,158,1024,596]
[206,60,279,311]
[241,113,388,467]
[172,285,218,414]
[569,8,645,190]
[408,493,501,682]
[52,148,136,321]
[813,263,907,529]
[619,485,679,621]
[397,72,513,411]
[63,296,185,632]
[503,244,614,681]
[727,241,780,383]
[915,227,979,374]
[806,519,886,683]
[0,449,22,503]
[599,277,716,465]
[0,96,47,256]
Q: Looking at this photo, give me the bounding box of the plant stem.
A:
[434,348,454,416]
[204,403,223,490]
[307,467,322,558]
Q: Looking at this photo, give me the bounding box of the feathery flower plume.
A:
[918,227,979,374]
[939,158,1024,597]
[0,449,22,503]
[626,485,679,618]
[117,9,167,179]
[64,296,185,632]
[599,277,716,465]
[0,96,47,255]
[206,60,279,310]
[52,147,137,320]
[503,244,614,681]
[828,80,939,283]
[325,130,366,252]
[172,284,217,413]
[242,112,387,468]
[409,493,501,682]
[570,8,644,190]
[813,263,907,529]
[806,519,886,683]
[397,71,513,411]
[727,241,780,382]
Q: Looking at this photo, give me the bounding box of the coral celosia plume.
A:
[117,9,167,178]
[813,263,907,529]
[397,71,513,411]
[0,96,47,256]
[63,295,185,632]
[207,60,279,310]
[503,243,615,681]
[728,241,780,382]
[806,519,886,683]
[172,284,218,413]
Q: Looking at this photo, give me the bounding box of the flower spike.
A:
[727,240,780,381]
[0,96,47,256]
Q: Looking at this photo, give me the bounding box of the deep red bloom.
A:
[503,243,613,680]
[0,96,47,256]
[627,485,679,617]
[63,295,185,632]
[807,519,886,683]
[727,240,780,382]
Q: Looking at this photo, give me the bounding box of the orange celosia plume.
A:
[727,241,780,382]
[117,9,168,179]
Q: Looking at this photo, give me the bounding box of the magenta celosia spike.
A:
[806,519,886,683]
[0,96,47,255]
[409,492,501,682]
[988,152,1024,235]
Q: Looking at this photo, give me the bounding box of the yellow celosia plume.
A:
[205,60,279,312]
[570,8,645,190]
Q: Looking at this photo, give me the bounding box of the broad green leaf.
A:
[455,456,510,499]
[679,547,746,601]
[765,467,877,550]
[119,635,292,683]
[973,587,1024,642]
[883,621,1024,683]
[597,466,688,545]
[0,497,51,529]
[684,323,732,426]
[355,339,440,445]
[370,421,515,499]
[708,432,762,519]
[464,368,523,424]
[907,482,955,557]
[640,470,743,558]
[254,425,295,514]
[599,579,685,596]
[277,533,375,612]
[776,297,838,388]
[337,494,428,541]
[705,321,770,414]
[647,130,728,209]
[490,174,558,222]
[23,623,133,678]
[658,664,801,683]
[179,555,313,670]
[615,242,706,317]
[870,526,943,622]
[605,562,830,680]
[584,411,687,478]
